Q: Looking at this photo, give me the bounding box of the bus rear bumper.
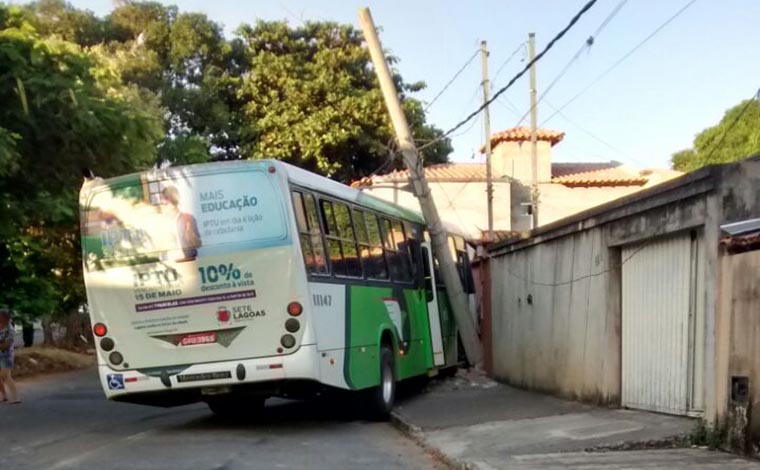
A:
[99,344,323,405]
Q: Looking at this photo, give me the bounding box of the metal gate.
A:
[621,232,704,416]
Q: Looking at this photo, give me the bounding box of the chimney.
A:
[486,127,564,183]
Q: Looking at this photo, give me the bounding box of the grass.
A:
[13,346,96,379]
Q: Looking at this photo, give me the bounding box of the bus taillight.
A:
[93,323,108,337]
[287,302,302,316]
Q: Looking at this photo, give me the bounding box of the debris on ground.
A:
[13,347,95,379]
[426,367,499,393]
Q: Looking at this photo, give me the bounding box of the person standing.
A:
[0,308,20,404]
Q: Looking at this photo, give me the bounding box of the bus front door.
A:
[421,242,445,367]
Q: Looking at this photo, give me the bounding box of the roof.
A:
[489,126,565,147]
[353,161,677,188]
[551,162,649,187]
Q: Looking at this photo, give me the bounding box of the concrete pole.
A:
[481,40,494,242]
[528,32,539,230]
[358,7,483,367]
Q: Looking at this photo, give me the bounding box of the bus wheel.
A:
[207,397,265,420]
[367,344,396,421]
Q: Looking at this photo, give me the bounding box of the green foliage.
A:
[236,20,450,181]
[0,1,452,327]
[672,99,760,172]
[0,5,163,321]
[689,420,726,450]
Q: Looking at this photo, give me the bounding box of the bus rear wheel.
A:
[367,344,396,421]
[207,396,265,420]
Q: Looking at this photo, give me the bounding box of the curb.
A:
[390,410,478,470]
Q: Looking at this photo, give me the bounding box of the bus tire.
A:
[207,397,265,420]
[367,344,396,421]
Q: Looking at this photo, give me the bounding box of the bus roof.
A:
[279,161,426,224]
[81,160,427,225]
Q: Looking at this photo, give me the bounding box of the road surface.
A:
[2,368,443,470]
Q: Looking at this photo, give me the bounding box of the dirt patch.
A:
[12,347,95,380]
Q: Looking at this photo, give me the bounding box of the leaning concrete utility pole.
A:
[358,7,482,367]
[528,32,539,229]
[480,40,494,242]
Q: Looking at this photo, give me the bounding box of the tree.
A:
[105,2,244,163]
[672,98,760,172]
[17,1,452,181]
[236,20,450,182]
[0,5,163,337]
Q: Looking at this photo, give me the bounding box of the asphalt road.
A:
[2,369,443,470]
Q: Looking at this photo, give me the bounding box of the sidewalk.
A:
[393,370,760,469]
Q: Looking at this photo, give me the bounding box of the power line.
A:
[424,49,480,112]
[491,42,526,85]
[699,88,760,165]
[495,96,522,117]
[542,0,697,126]
[503,243,646,287]
[514,0,629,126]
[543,98,648,167]
[420,0,599,150]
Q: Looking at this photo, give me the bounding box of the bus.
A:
[79,160,472,419]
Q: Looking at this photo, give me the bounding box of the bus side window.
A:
[394,220,414,283]
[320,199,361,278]
[403,221,422,286]
[449,235,475,294]
[363,213,389,280]
[381,218,412,283]
[293,191,327,275]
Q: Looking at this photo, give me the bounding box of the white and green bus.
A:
[80,160,472,419]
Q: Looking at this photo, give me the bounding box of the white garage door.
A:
[621,232,704,416]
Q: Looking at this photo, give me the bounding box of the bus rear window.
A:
[82,169,288,270]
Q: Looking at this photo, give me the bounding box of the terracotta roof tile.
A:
[551,162,648,187]
[489,126,565,148]
[355,161,664,187]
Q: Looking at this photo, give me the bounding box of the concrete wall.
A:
[488,156,760,422]
[488,164,719,407]
[365,179,676,239]
[363,180,511,240]
[717,250,760,454]
[492,140,552,182]
[490,227,621,403]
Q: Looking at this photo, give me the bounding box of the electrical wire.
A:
[542,0,697,126]
[502,243,646,287]
[543,99,648,167]
[699,88,760,165]
[491,42,526,85]
[418,0,599,151]
[514,0,629,126]
[495,96,522,117]
[424,49,480,112]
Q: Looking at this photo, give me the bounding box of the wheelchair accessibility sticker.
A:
[107,374,125,390]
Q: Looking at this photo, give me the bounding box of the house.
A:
[481,154,760,454]
[353,126,681,240]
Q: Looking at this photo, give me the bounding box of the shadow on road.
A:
[160,375,432,432]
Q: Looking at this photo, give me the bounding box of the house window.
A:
[148,180,165,205]
[520,202,533,216]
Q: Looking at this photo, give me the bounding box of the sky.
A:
[25,0,760,169]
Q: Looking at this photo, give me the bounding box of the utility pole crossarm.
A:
[358,7,483,367]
